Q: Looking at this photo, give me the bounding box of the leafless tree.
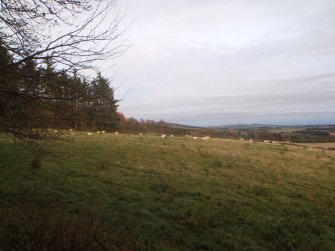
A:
[0,0,126,71]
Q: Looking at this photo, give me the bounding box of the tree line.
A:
[0,43,118,141]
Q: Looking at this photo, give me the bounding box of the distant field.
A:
[269,127,304,133]
[0,133,334,250]
[296,142,335,149]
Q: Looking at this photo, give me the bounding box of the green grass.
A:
[0,133,334,250]
[296,142,335,150]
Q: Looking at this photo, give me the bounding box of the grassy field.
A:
[0,133,334,250]
[295,142,335,150]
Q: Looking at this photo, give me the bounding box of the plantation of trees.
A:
[0,44,118,140]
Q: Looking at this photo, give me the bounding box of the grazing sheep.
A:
[161,134,166,138]
[69,129,73,132]
[54,130,58,133]
[264,140,270,143]
[101,131,105,134]
[249,139,254,143]
[96,131,101,134]
[192,137,198,140]
[87,132,93,136]
[170,135,174,138]
[239,138,244,141]
[139,133,143,136]
[114,132,119,135]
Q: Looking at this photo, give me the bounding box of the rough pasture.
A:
[0,133,334,250]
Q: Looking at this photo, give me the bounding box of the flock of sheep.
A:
[239,138,280,145]
[53,129,281,145]
[87,131,116,136]
[160,134,211,140]
[85,131,212,140]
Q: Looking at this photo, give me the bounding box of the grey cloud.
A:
[114,0,335,125]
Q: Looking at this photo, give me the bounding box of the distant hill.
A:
[168,123,205,129]
[210,124,335,130]
[209,124,284,130]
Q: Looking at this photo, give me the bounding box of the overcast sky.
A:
[107,0,335,126]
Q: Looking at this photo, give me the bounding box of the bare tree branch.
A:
[1,0,126,72]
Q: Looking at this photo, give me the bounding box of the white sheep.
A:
[264,140,270,143]
[101,131,105,134]
[114,131,119,135]
[161,134,166,138]
[170,135,174,138]
[87,132,93,136]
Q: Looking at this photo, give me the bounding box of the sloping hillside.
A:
[0,133,334,250]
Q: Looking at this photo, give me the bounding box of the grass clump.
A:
[30,156,41,169]
[212,160,223,168]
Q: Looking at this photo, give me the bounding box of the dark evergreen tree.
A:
[89,73,118,130]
